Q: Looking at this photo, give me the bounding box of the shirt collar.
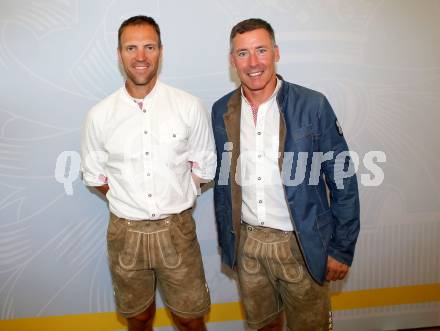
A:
[241,77,281,109]
[121,80,160,107]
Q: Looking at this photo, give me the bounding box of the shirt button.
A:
[172,133,176,138]
[143,110,146,113]
[258,200,263,203]
[257,177,261,180]
[147,173,150,176]
[148,194,152,197]
[260,222,264,225]
[145,152,149,156]
[258,154,262,158]
[144,130,148,134]
[257,132,261,135]
[152,214,156,217]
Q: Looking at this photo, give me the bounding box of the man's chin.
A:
[244,83,265,92]
[125,72,155,86]
[133,80,150,86]
[132,76,155,86]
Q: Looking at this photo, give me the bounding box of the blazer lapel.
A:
[223,89,242,252]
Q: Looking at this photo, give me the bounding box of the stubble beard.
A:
[127,69,157,87]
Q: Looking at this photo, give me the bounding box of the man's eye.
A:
[126,46,135,51]
[237,51,248,58]
[256,48,267,55]
[146,45,155,51]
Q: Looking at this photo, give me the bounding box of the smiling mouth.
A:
[248,71,263,77]
[133,64,149,71]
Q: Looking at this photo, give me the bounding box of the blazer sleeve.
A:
[318,96,360,266]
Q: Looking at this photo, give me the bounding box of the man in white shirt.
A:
[81,15,216,331]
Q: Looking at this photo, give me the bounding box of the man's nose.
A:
[136,49,147,61]
[248,52,258,66]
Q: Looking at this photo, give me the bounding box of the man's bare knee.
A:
[133,302,156,321]
[127,302,156,331]
[171,313,206,331]
[127,303,156,331]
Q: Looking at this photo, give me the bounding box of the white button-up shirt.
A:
[81,81,216,220]
[239,79,293,231]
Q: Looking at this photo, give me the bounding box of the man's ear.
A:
[229,52,236,69]
[274,45,280,63]
[117,47,122,63]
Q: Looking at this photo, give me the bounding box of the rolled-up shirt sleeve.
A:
[188,99,217,180]
[80,109,108,187]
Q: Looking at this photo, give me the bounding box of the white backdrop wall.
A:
[0,1,439,330]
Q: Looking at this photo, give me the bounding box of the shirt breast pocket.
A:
[158,127,189,158]
[159,128,188,143]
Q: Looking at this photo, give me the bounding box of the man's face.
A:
[230,28,279,96]
[118,24,162,95]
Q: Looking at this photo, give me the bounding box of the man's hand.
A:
[326,256,349,281]
[191,173,207,195]
[190,161,211,195]
[95,184,109,196]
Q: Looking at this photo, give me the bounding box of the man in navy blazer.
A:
[211,18,360,330]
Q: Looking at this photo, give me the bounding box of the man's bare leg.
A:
[171,313,207,331]
[127,302,156,331]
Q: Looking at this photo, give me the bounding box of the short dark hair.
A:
[118,15,162,49]
[230,18,276,52]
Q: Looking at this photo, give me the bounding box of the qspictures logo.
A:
[54,148,385,195]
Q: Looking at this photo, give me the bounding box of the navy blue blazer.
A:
[211,78,360,284]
